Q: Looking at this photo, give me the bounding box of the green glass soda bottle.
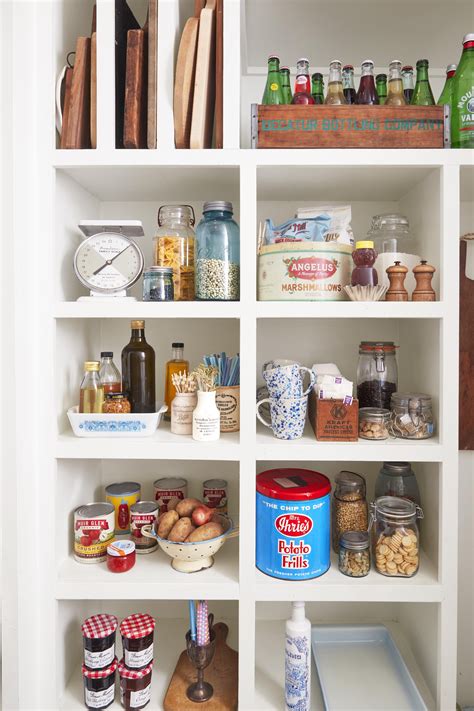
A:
[437,64,456,105]
[262,55,285,105]
[451,34,474,148]
[411,59,435,105]
[311,72,325,104]
[376,74,388,105]
[280,66,293,104]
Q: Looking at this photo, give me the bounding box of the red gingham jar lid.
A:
[118,659,153,679]
[82,657,118,678]
[82,614,118,639]
[120,613,156,639]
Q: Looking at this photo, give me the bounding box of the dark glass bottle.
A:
[356,60,379,104]
[401,65,415,103]
[121,320,156,413]
[342,65,357,104]
[280,66,293,104]
[411,59,435,105]
[311,73,324,104]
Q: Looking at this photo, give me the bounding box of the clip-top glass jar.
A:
[357,341,398,410]
[143,266,174,301]
[331,471,368,553]
[195,201,240,301]
[370,496,423,578]
[154,205,195,300]
[375,462,421,505]
[390,392,435,439]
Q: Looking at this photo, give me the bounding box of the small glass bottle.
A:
[451,34,474,148]
[80,362,104,413]
[154,205,195,301]
[376,74,387,104]
[311,73,325,104]
[325,60,346,105]
[401,65,415,103]
[437,64,456,106]
[332,471,368,553]
[356,59,379,104]
[351,240,378,286]
[164,342,189,420]
[195,201,240,301]
[385,61,407,106]
[99,352,121,394]
[292,58,315,104]
[342,64,357,104]
[262,55,285,105]
[280,66,293,104]
[411,59,435,105]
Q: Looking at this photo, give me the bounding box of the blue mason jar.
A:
[195,201,240,300]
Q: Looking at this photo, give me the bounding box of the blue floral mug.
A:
[262,363,315,399]
[256,395,308,440]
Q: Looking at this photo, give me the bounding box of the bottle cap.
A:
[343,64,354,71]
[463,33,474,44]
[362,59,374,66]
[297,57,309,64]
[330,59,342,66]
[280,66,290,72]
[389,60,402,66]
[105,392,127,400]
[100,351,113,358]
[131,320,145,329]
[355,240,374,249]
[446,64,457,73]
[203,201,233,213]
[172,342,184,348]
[268,54,280,61]
[402,65,413,72]
[84,361,100,371]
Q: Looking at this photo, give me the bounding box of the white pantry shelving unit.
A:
[4,0,473,710]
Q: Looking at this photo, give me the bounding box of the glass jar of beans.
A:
[338,531,370,577]
[331,471,368,553]
[370,496,423,578]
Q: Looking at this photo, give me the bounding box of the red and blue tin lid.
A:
[257,468,331,501]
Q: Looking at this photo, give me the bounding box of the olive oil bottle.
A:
[121,320,156,413]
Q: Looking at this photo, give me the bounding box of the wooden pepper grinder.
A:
[386,261,409,301]
[412,260,436,301]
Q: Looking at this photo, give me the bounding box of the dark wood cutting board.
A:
[459,238,474,449]
[123,28,148,148]
[163,623,238,711]
[147,0,158,149]
[115,0,140,147]
[63,36,91,149]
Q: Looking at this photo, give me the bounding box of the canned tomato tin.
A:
[74,503,115,564]
[153,477,187,514]
[203,479,228,514]
[256,468,331,580]
[130,502,159,554]
[105,482,141,535]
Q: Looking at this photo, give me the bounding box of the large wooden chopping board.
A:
[214,0,223,148]
[115,0,140,147]
[90,31,97,148]
[147,0,158,148]
[123,28,148,148]
[174,17,199,148]
[62,36,91,149]
[459,238,474,449]
[190,0,216,149]
[163,623,238,711]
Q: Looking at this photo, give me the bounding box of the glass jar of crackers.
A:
[370,496,424,578]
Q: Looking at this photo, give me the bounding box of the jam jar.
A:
[119,660,153,710]
[103,393,132,414]
[120,614,156,669]
[82,614,118,670]
[107,540,136,573]
[82,657,118,710]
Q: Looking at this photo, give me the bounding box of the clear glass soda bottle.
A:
[411,59,435,105]
[401,65,415,103]
[262,55,285,105]
[342,65,357,104]
[356,60,379,105]
[99,352,122,394]
[451,34,474,148]
[324,60,346,105]
[311,73,325,104]
[376,74,387,105]
[385,61,407,106]
[292,58,315,104]
[437,64,456,105]
[280,66,293,104]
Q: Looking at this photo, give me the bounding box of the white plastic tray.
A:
[311,624,428,711]
[67,404,167,437]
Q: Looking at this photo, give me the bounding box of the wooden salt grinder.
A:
[386,261,409,301]
[412,260,436,301]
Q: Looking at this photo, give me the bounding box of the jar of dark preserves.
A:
[118,659,153,710]
[82,614,118,670]
[82,657,118,710]
[120,614,156,669]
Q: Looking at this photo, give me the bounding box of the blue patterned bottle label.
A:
[285,633,310,711]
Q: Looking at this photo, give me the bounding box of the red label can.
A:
[203,479,228,514]
[153,477,187,514]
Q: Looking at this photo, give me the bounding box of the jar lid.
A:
[105,482,141,497]
[107,540,135,557]
[391,392,432,407]
[120,613,156,639]
[131,320,145,329]
[368,213,410,239]
[373,495,419,520]
[203,201,233,213]
[335,471,366,491]
[82,657,118,678]
[145,266,173,275]
[158,204,195,226]
[359,341,397,352]
[355,240,374,250]
[84,361,100,371]
[105,392,128,400]
[359,407,390,420]
[131,501,158,515]
[257,468,331,501]
[82,614,118,639]
[101,352,113,358]
[118,659,153,679]
[381,462,413,476]
[340,531,369,550]
[75,503,115,519]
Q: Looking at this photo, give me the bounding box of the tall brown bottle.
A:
[121,320,156,413]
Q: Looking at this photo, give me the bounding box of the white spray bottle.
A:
[285,601,311,711]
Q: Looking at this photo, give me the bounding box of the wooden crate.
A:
[308,391,359,442]
[251,104,449,149]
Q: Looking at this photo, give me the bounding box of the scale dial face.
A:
[74,232,144,294]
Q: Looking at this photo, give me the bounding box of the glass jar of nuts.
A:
[370,496,424,578]
[339,531,370,577]
[359,407,390,440]
[331,471,368,553]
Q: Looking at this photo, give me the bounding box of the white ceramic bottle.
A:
[192,390,220,441]
[285,601,311,711]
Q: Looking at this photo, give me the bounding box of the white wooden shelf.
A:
[256,302,445,320]
[54,301,241,320]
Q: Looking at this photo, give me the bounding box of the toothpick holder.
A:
[185,629,216,703]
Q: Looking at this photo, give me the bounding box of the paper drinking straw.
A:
[189,600,196,641]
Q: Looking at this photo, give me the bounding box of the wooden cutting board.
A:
[115,0,140,147]
[163,623,238,711]
[174,17,199,148]
[459,238,474,449]
[194,0,206,15]
[214,0,223,149]
[63,36,91,149]
[147,0,158,148]
[123,28,148,148]
[190,0,216,149]
[90,31,97,148]
[59,67,74,148]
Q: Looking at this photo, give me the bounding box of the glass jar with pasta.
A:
[154,205,195,300]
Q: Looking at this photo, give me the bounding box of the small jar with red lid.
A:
[82,614,118,670]
[118,660,153,710]
[82,657,118,710]
[120,614,156,670]
[107,540,136,574]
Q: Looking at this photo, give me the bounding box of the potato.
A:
[176,497,202,518]
[157,510,179,539]
[167,496,180,511]
[186,521,224,543]
[167,517,196,542]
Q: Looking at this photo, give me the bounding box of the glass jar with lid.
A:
[359,407,390,440]
[390,392,435,439]
[375,462,421,505]
[103,392,131,414]
[331,471,368,553]
[370,496,423,577]
[143,266,174,301]
[357,341,398,410]
[154,205,195,301]
[338,531,370,577]
[195,201,240,300]
[367,213,411,254]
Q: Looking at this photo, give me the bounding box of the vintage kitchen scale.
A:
[74,220,145,301]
